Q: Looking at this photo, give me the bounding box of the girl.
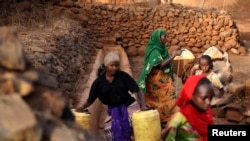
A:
[191,55,225,98]
[162,75,214,141]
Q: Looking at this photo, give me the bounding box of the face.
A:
[199,58,210,73]
[160,34,167,44]
[106,61,119,75]
[191,84,214,112]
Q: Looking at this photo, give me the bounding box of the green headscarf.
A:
[137,29,173,93]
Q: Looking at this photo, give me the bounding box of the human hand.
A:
[192,64,199,70]
[173,49,183,57]
[75,106,84,112]
[141,106,151,111]
[161,128,168,140]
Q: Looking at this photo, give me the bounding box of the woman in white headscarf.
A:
[76,52,147,141]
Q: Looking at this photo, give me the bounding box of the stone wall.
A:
[84,4,246,56]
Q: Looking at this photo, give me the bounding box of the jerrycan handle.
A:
[82,109,91,114]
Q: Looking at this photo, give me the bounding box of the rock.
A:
[22,70,39,82]
[232,71,246,84]
[168,45,181,54]
[214,118,237,125]
[245,79,250,97]
[28,46,45,53]
[0,94,40,141]
[62,83,74,91]
[225,108,244,123]
[226,39,237,47]
[58,0,74,7]
[137,45,146,56]
[24,86,66,118]
[229,48,240,55]
[125,47,137,56]
[211,94,234,107]
[50,126,82,141]
[212,107,226,118]
[15,78,34,96]
[241,117,250,124]
[227,83,245,96]
[223,103,245,122]
[49,123,103,141]
[0,27,25,71]
[223,103,245,111]
[38,72,59,89]
[238,46,247,55]
[0,78,16,95]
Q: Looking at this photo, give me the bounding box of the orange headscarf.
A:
[176,75,213,141]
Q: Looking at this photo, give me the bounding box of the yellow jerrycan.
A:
[132,109,161,141]
[71,109,91,130]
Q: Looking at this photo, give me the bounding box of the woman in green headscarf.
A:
[138,29,183,127]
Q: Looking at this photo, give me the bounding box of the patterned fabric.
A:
[138,29,173,93]
[145,68,177,127]
[108,104,132,141]
[164,112,202,141]
[174,75,214,141]
[103,101,140,141]
[195,70,223,90]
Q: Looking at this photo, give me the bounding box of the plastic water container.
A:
[71,109,90,130]
[132,109,161,141]
[173,48,195,76]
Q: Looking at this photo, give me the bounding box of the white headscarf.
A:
[104,52,120,66]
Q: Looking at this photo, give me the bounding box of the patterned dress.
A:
[164,112,202,141]
[138,29,177,127]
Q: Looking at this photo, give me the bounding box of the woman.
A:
[137,28,182,127]
[190,55,225,98]
[76,52,147,141]
[162,75,214,141]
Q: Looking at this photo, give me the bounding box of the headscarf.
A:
[104,52,120,66]
[176,75,213,141]
[137,29,173,93]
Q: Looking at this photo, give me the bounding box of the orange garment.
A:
[145,68,177,127]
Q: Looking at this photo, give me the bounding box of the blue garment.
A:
[108,104,132,141]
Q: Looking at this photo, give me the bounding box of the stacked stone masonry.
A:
[84,4,245,56]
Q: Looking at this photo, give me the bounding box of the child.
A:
[162,75,214,141]
[190,55,225,98]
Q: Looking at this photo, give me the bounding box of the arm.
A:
[122,71,148,110]
[210,73,225,98]
[159,49,183,68]
[190,64,199,76]
[76,101,92,112]
[217,88,225,98]
[76,79,99,112]
[161,112,183,141]
[136,90,147,110]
